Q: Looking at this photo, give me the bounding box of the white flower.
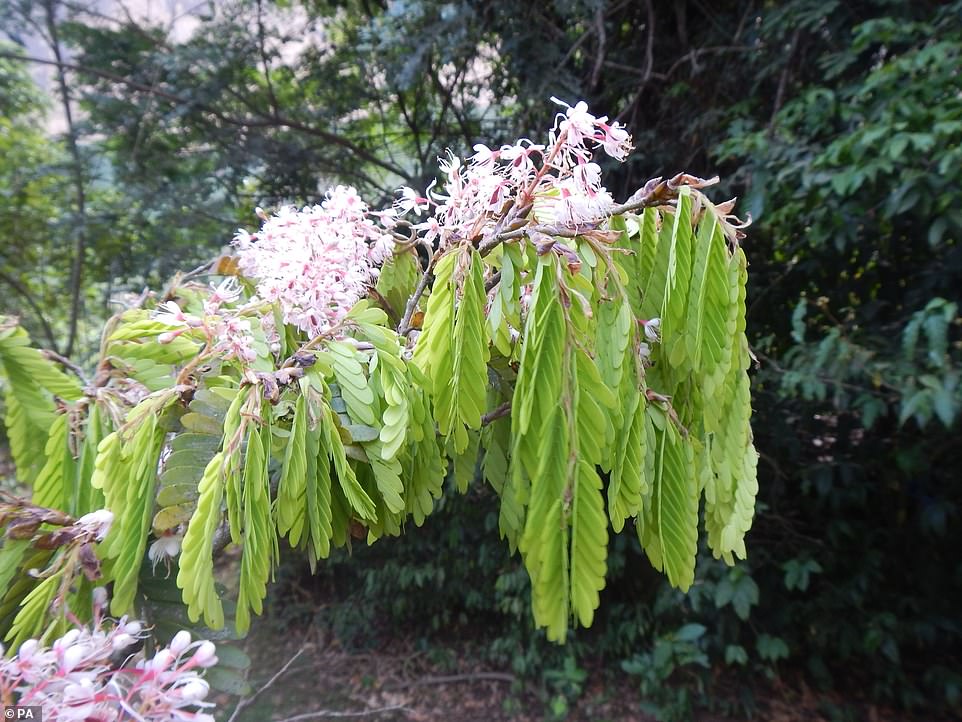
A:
[75,509,114,541]
[394,186,429,216]
[643,317,661,342]
[599,121,633,160]
[470,143,499,167]
[177,678,210,701]
[191,641,218,668]
[169,630,192,656]
[148,534,182,573]
[233,187,389,339]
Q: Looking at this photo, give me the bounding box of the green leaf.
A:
[608,386,647,532]
[433,247,490,453]
[520,406,570,642]
[653,424,698,592]
[276,392,309,544]
[570,460,607,628]
[236,421,276,634]
[327,341,377,426]
[322,403,377,522]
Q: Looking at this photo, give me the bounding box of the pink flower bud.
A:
[191,641,217,668]
[149,648,176,672]
[169,630,192,656]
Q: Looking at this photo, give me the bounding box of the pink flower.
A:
[233,187,389,338]
[598,120,633,161]
[395,186,430,217]
[0,612,217,720]
[551,97,600,145]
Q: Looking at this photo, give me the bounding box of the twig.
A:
[768,28,801,136]
[273,705,408,722]
[383,672,516,691]
[227,648,306,722]
[0,269,60,352]
[476,183,676,258]
[589,6,606,90]
[397,255,435,336]
[41,350,90,386]
[481,402,511,427]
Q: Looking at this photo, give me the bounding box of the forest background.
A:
[0,0,960,719]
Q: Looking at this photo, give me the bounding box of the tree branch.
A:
[481,402,511,427]
[273,705,408,722]
[0,51,412,182]
[384,672,515,691]
[43,0,88,358]
[41,349,89,386]
[397,253,435,336]
[227,648,305,722]
[0,270,60,353]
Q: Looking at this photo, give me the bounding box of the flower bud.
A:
[91,586,108,609]
[149,648,176,672]
[111,633,133,651]
[18,639,38,659]
[191,641,218,668]
[62,643,87,672]
[58,629,82,648]
[178,677,210,701]
[169,630,192,656]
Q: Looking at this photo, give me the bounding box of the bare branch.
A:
[41,349,89,386]
[397,253,435,336]
[0,270,61,352]
[589,6,606,90]
[227,648,306,722]
[42,0,88,358]
[384,672,516,691]
[273,705,408,722]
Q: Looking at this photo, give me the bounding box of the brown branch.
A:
[768,28,801,137]
[589,6,606,90]
[476,179,678,258]
[256,0,279,116]
[397,253,435,336]
[481,401,511,427]
[41,350,89,386]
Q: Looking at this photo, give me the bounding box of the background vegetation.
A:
[1,0,960,718]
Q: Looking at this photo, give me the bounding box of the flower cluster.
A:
[232,185,394,339]
[400,97,633,248]
[0,591,218,721]
[217,99,631,346]
[154,278,262,363]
